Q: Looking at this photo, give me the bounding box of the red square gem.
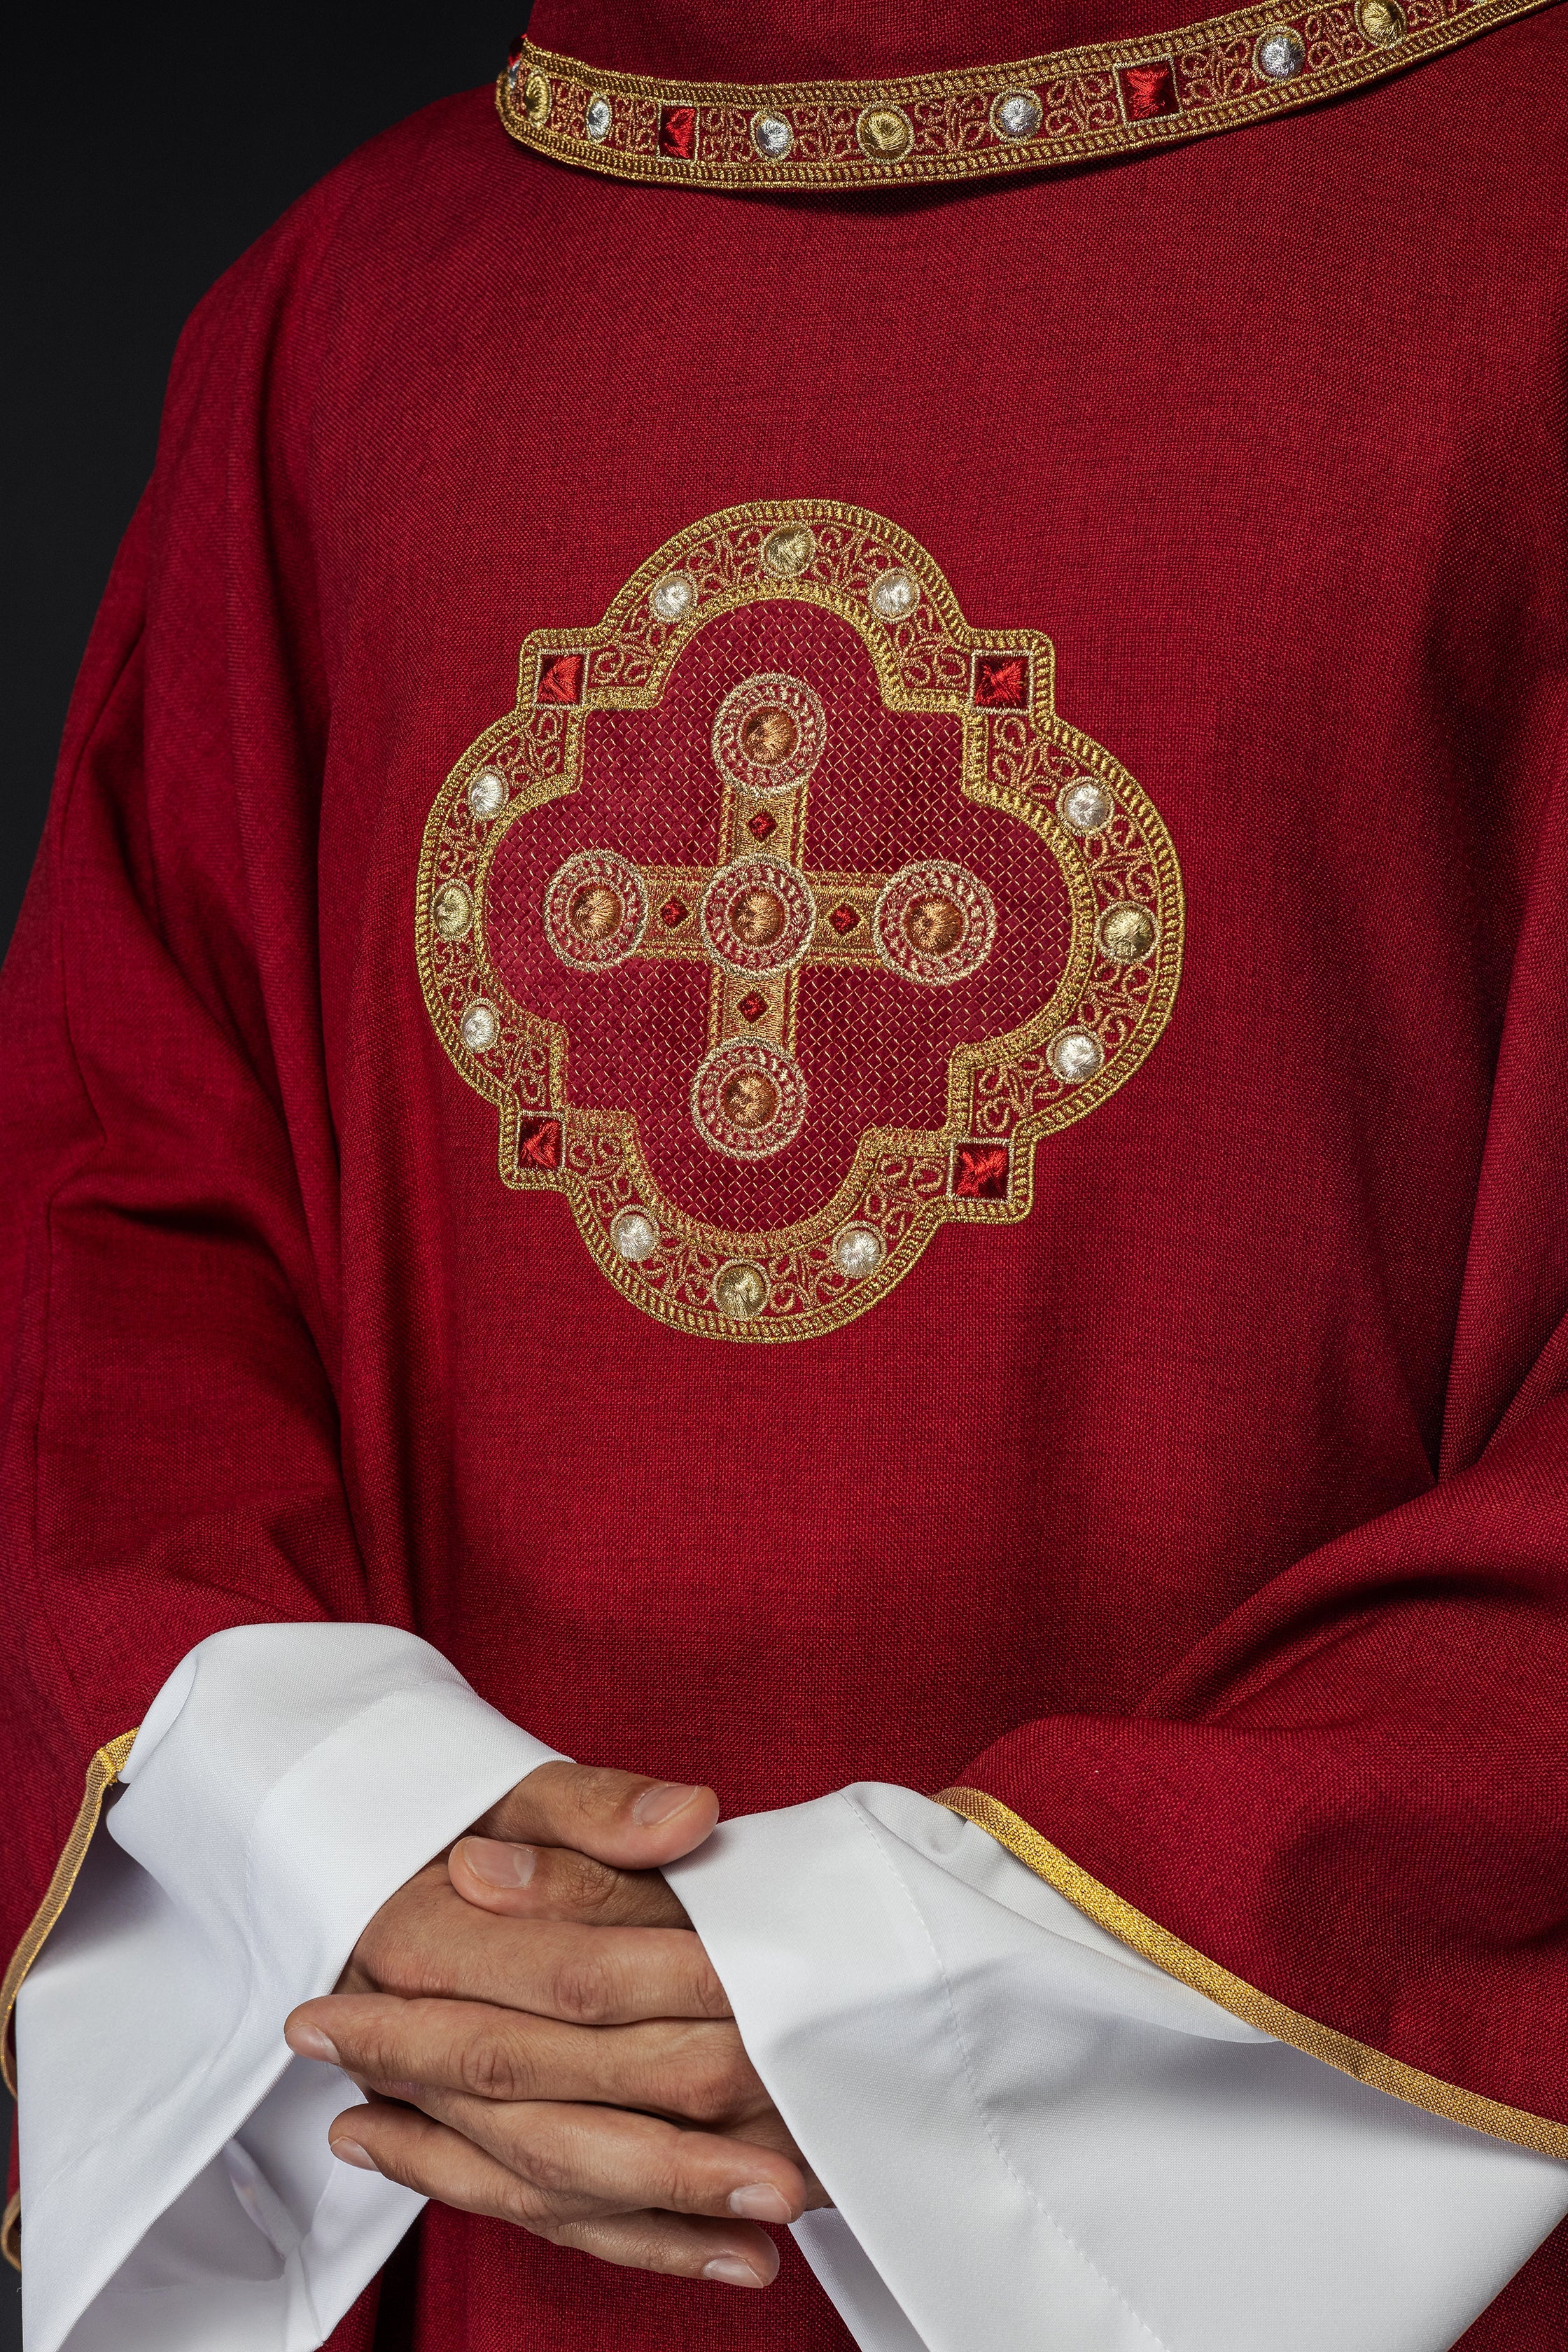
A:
[951,1142,1010,1200]
[536,652,585,705]
[972,654,1030,710]
[737,990,769,1024]
[658,104,699,159]
[660,895,689,928]
[748,808,778,841]
[1119,61,1179,118]
[516,1116,562,1172]
[828,902,860,936]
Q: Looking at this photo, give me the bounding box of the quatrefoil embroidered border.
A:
[416,500,1184,1342]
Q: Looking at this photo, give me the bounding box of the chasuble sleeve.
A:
[941,871,1568,2166]
[0,194,383,2089]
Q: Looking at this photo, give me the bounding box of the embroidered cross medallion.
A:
[418,501,1183,1340]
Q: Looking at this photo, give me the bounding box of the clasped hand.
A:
[284,1763,822,2289]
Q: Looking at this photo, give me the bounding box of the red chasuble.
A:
[4,0,1568,2339]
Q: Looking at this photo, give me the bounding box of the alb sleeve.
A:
[16,1625,561,2352]
[673,1786,1568,2352]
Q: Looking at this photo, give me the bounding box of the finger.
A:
[450,1836,690,1927]
[330,1887,731,2022]
[551,2211,778,2287]
[288,1995,759,2125]
[329,2106,778,2284]
[339,2091,806,2225]
[478,1760,720,1869]
[413,2090,807,2223]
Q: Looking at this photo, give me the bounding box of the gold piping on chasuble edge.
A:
[1,1731,139,2110]
[416,501,1182,1342]
[498,0,1553,191]
[937,1786,1568,2162]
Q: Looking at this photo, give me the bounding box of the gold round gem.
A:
[858,104,915,161]
[874,860,997,986]
[714,1261,769,1321]
[692,1038,808,1160]
[739,706,799,767]
[732,887,785,946]
[871,568,920,622]
[722,1068,778,1128]
[1356,0,1405,39]
[522,69,551,128]
[1098,902,1158,962]
[762,524,817,579]
[570,883,624,942]
[701,855,816,976]
[433,881,472,939]
[712,673,827,796]
[610,1206,659,1263]
[1253,24,1306,76]
[990,88,1043,141]
[905,896,965,955]
[544,849,649,969]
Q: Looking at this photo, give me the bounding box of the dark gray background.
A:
[2,10,526,2340]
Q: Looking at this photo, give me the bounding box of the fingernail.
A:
[286,2024,340,2064]
[633,1781,701,1826]
[331,2138,377,2171]
[461,1837,538,1889]
[729,2183,792,2224]
[703,2255,766,2288]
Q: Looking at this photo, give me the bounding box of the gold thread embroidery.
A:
[937,1786,1568,2161]
[1,1730,138,2101]
[497,0,1549,192]
[416,500,1183,1342]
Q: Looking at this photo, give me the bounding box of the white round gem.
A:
[468,769,507,821]
[1059,780,1113,833]
[461,1001,499,1053]
[752,111,794,159]
[994,89,1042,139]
[1255,24,1305,76]
[871,568,919,621]
[610,1206,659,1262]
[834,1224,885,1279]
[650,571,696,623]
[1049,1028,1104,1084]
[585,94,612,141]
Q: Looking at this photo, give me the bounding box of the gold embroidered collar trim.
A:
[498,0,1548,190]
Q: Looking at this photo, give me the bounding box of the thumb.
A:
[475,1758,721,1869]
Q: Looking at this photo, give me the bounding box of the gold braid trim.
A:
[499,0,1555,192]
[1,1732,139,2104]
[2,2192,18,2276]
[937,1784,1568,2162]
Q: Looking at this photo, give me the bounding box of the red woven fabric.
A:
[4,1,1568,2339]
